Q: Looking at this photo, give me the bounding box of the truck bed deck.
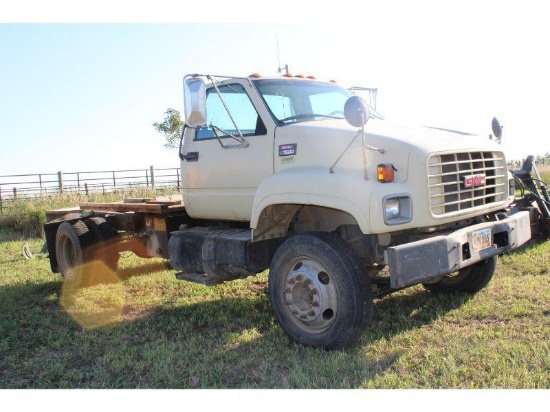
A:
[46,195,186,222]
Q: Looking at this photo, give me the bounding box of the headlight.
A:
[385,198,400,220]
[383,195,412,225]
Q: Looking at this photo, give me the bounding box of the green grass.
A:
[1,229,549,389]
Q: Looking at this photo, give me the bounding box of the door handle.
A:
[182,152,199,162]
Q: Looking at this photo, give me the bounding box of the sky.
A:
[1,0,549,176]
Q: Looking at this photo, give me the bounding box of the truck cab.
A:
[180,73,528,245]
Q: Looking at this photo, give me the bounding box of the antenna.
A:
[279,64,289,75]
[276,34,289,75]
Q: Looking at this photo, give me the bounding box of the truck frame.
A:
[44,72,549,349]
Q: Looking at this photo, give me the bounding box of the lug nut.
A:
[296,275,303,281]
[308,310,315,316]
[288,279,295,285]
[300,314,307,319]
[312,289,318,295]
[312,301,319,307]
[304,278,312,285]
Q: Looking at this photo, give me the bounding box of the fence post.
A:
[77,172,81,193]
[84,183,89,196]
[39,174,43,198]
[58,171,64,194]
[150,166,156,190]
[13,187,17,200]
[0,186,3,215]
[112,171,116,192]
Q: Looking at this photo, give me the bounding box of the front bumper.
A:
[387,210,531,289]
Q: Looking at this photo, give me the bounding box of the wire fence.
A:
[0,166,181,212]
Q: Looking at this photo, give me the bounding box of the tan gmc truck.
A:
[45,72,542,349]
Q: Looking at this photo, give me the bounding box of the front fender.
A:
[251,168,373,234]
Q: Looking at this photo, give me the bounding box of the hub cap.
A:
[282,257,338,333]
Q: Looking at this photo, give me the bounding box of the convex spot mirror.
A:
[491,117,502,139]
[184,77,207,128]
[344,96,370,128]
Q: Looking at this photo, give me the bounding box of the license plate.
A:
[471,228,492,252]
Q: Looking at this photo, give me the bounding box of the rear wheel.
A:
[55,221,93,285]
[268,232,372,350]
[83,217,120,272]
[423,256,497,293]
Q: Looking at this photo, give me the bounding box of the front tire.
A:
[268,232,372,350]
[423,256,497,293]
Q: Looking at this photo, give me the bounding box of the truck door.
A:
[181,79,274,221]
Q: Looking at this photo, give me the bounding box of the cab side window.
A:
[195,83,266,140]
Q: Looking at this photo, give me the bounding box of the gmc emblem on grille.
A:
[463,174,487,188]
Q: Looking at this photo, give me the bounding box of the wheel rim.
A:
[58,233,78,280]
[281,256,338,334]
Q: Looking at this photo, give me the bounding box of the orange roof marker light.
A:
[329,79,338,83]
[249,73,261,78]
[295,74,305,78]
[283,73,294,78]
[307,75,317,79]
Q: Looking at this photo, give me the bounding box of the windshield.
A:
[252,78,354,125]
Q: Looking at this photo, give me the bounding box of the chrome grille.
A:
[428,151,508,216]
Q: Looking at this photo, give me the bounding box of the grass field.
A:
[1,170,549,389]
[1,227,549,389]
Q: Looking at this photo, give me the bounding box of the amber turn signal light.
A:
[377,164,396,183]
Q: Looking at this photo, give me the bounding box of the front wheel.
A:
[268,232,373,350]
[423,256,497,293]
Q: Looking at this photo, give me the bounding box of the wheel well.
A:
[253,204,359,242]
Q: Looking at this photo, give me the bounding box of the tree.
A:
[153,108,183,149]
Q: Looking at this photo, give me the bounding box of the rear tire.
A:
[55,221,93,285]
[268,232,372,350]
[423,256,497,293]
[83,217,120,272]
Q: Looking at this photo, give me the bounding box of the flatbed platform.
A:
[46,195,186,223]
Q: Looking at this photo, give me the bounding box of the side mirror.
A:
[184,77,207,128]
[491,117,503,139]
[344,96,370,128]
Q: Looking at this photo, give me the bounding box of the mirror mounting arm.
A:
[211,125,249,149]
[207,76,245,141]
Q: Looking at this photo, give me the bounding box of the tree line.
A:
[507,153,550,169]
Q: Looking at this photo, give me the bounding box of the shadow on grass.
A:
[368,287,473,339]
[117,260,171,280]
[0,270,475,388]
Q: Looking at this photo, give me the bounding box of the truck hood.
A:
[281,118,499,155]
[365,119,499,154]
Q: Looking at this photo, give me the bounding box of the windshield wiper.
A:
[280,113,344,124]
